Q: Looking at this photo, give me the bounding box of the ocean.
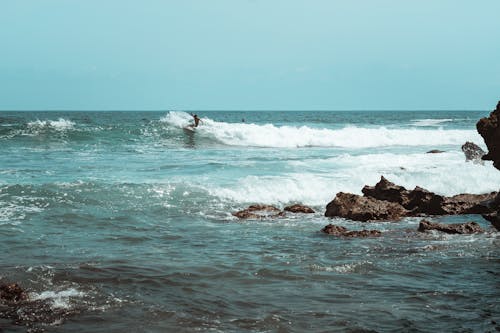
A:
[1,110,499,332]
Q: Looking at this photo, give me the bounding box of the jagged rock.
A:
[442,192,498,215]
[360,176,496,216]
[0,283,26,302]
[362,176,409,206]
[321,224,382,237]
[406,186,446,215]
[461,141,485,164]
[232,205,284,219]
[284,204,315,214]
[418,220,484,234]
[427,149,445,154]
[324,192,407,222]
[482,213,500,231]
[477,101,500,170]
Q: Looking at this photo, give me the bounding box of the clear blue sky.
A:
[1,0,499,110]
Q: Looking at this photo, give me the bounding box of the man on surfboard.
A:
[191,114,201,127]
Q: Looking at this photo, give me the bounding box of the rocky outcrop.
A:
[284,204,315,214]
[326,176,498,222]
[442,192,498,214]
[461,141,485,164]
[426,149,445,154]
[321,224,381,237]
[477,101,500,170]
[418,220,484,234]
[0,283,26,302]
[232,205,284,219]
[324,192,408,222]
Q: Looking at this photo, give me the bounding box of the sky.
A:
[1,0,499,111]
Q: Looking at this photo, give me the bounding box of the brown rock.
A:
[362,176,409,205]
[232,204,284,219]
[284,204,315,214]
[324,192,407,222]
[418,220,484,234]
[477,101,500,170]
[406,186,446,215]
[442,192,498,215]
[0,283,26,302]
[426,149,445,154]
[321,224,381,237]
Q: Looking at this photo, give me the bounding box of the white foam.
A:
[161,112,480,148]
[411,118,453,127]
[31,288,84,309]
[198,151,500,206]
[27,118,75,131]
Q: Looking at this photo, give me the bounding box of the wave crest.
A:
[161,111,481,148]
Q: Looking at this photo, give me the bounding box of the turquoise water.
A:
[1,111,499,332]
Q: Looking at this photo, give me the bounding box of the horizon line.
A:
[0,109,489,112]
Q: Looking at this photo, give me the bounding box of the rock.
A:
[477,101,500,170]
[361,176,496,216]
[321,224,382,237]
[482,212,500,231]
[427,149,445,154]
[324,192,407,222]
[461,141,485,164]
[232,204,284,219]
[0,283,26,302]
[442,192,498,215]
[362,176,409,206]
[406,186,446,215]
[418,220,484,234]
[284,204,315,214]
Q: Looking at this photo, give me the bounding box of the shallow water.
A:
[0,110,499,332]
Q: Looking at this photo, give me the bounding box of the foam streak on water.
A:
[1,110,499,333]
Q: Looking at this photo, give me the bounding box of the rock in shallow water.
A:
[418,220,484,234]
[324,192,408,222]
[321,224,382,237]
[284,204,315,214]
[461,141,485,164]
[232,205,284,219]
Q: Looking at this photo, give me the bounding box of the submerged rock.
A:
[418,220,484,234]
[232,205,284,219]
[321,224,382,237]
[426,149,445,154]
[477,101,500,170]
[0,283,26,302]
[284,204,315,214]
[461,141,486,164]
[324,192,407,222]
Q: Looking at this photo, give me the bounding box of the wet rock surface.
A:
[418,220,484,234]
[324,192,408,222]
[284,204,315,213]
[326,176,497,222]
[321,224,382,237]
[477,101,500,170]
[461,141,485,164]
[0,282,77,332]
[232,205,285,219]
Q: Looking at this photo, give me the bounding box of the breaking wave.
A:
[161,111,481,148]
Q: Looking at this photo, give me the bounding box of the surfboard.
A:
[183,125,196,133]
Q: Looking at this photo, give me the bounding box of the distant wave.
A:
[411,118,453,127]
[162,111,480,148]
[27,118,75,131]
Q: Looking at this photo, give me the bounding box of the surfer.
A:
[190,113,201,127]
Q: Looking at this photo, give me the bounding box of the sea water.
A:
[0,110,499,332]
